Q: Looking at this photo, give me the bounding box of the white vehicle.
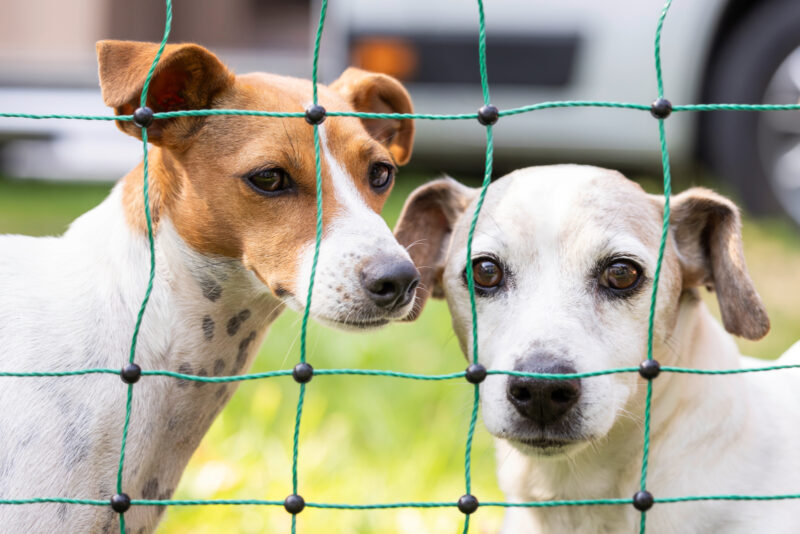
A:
[322,0,800,225]
[2,0,800,224]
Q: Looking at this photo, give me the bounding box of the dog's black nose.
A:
[506,360,581,426]
[360,257,420,311]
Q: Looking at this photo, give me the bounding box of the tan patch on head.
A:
[100,41,416,299]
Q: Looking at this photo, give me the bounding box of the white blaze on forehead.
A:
[500,166,597,246]
[317,124,386,229]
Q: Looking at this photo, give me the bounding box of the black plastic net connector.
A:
[120,363,142,384]
[110,493,131,513]
[638,359,661,380]
[305,105,327,125]
[465,363,487,384]
[132,106,154,128]
[477,105,499,125]
[457,494,479,514]
[650,98,672,119]
[284,494,306,514]
[293,362,314,384]
[633,490,654,511]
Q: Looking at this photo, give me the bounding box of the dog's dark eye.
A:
[602,260,641,291]
[247,168,291,195]
[473,257,504,289]
[368,162,395,191]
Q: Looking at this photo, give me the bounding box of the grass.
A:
[1,172,798,534]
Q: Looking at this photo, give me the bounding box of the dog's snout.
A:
[506,360,581,426]
[360,257,420,311]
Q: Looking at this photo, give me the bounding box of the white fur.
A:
[0,135,412,531]
[432,166,800,533]
[0,185,280,532]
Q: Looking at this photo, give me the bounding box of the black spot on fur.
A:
[213,359,225,376]
[168,417,180,431]
[202,315,215,341]
[63,404,91,467]
[215,385,228,400]
[97,505,115,534]
[142,477,160,499]
[176,362,193,388]
[233,331,257,373]
[156,488,173,515]
[226,309,252,336]
[57,503,68,520]
[194,368,209,388]
[200,277,222,302]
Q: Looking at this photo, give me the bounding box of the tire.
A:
[704,0,800,224]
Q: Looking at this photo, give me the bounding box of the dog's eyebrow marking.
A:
[226,309,251,336]
[176,362,193,388]
[233,331,257,374]
[202,316,215,341]
[199,277,223,302]
[213,358,225,376]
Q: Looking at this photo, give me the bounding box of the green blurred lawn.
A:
[1,173,799,534]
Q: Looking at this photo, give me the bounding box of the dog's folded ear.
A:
[96,40,234,147]
[394,177,477,320]
[329,68,414,165]
[669,187,770,340]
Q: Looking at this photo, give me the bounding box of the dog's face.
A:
[97,41,419,328]
[395,165,769,457]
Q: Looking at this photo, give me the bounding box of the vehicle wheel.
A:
[704,0,800,224]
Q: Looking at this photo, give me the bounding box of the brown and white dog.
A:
[0,41,418,532]
[395,165,800,533]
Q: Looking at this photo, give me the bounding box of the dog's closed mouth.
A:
[514,437,573,450]
[329,317,390,329]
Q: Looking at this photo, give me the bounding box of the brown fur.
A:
[329,67,415,165]
[97,41,415,298]
[393,177,476,319]
[669,187,770,340]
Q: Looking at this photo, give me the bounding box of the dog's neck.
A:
[53,174,284,530]
[495,291,753,531]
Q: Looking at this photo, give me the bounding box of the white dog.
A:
[395,165,800,533]
[0,41,418,532]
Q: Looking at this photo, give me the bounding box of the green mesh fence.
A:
[3,0,800,533]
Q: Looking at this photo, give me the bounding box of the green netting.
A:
[2,0,800,532]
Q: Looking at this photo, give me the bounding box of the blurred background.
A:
[1,0,800,533]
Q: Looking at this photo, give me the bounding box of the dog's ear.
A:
[96,40,234,147]
[329,67,415,165]
[394,177,477,320]
[669,187,769,340]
